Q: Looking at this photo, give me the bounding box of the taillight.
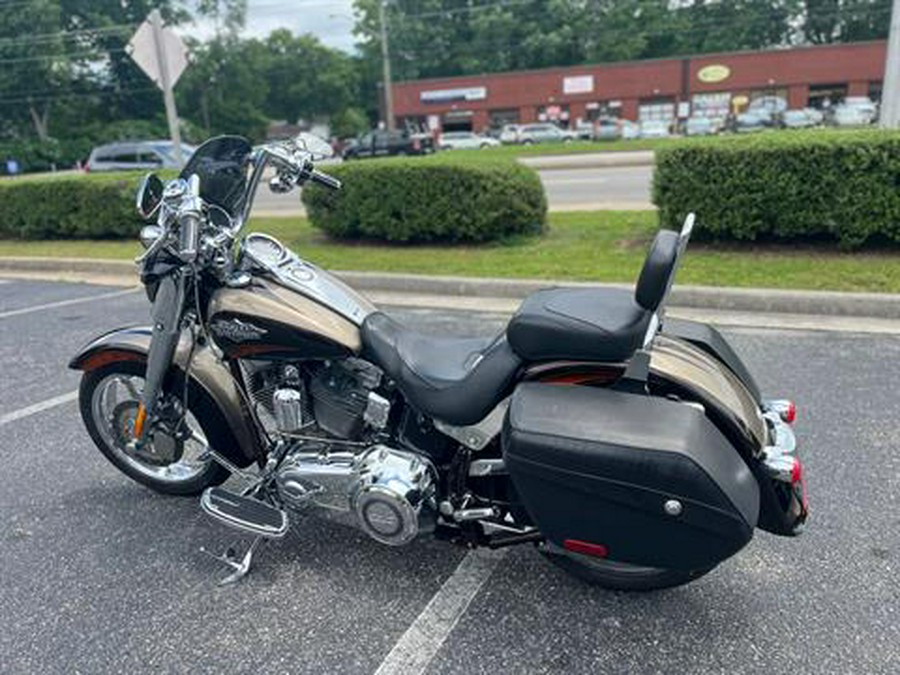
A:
[563,539,608,559]
[768,399,796,424]
[413,138,421,151]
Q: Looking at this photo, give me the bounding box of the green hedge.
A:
[0,172,148,239]
[301,157,547,243]
[653,130,900,249]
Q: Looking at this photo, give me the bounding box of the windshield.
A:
[179,135,253,217]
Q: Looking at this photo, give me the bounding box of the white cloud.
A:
[182,0,358,52]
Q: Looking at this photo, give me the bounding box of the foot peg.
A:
[200,487,289,538]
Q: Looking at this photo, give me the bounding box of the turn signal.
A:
[563,539,608,559]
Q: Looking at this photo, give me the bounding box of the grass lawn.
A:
[1,211,898,293]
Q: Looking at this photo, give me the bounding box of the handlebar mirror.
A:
[136,173,165,219]
[294,132,334,160]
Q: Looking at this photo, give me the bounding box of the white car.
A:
[841,96,878,124]
[832,105,870,127]
[499,124,523,144]
[438,132,501,150]
[620,120,641,140]
[639,120,671,139]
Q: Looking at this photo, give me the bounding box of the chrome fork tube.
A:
[137,273,187,443]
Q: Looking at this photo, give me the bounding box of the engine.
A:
[243,358,390,439]
[244,358,436,546]
[275,445,437,546]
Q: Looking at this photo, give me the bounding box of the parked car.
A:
[438,131,500,150]
[735,113,767,133]
[831,105,870,127]
[840,96,878,124]
[781,109,818,129]
[517,123,578,145]
[596,117,623,140]
[638,119,671,139]
[803,107,825,125]
[342,130,435,159]
[499,124,523,144]
[620,119,641,140]
[573,120,595,140]
[685,116,715,137]
[86,141,195,172]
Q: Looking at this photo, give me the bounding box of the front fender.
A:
[70,326,260,468]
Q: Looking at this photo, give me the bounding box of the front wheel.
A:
[539,543,714,591]
[79,361,230,496]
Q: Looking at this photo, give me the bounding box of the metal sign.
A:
[420,87,487,104]
[563,75,594,95]
[126,19,188,90]
[698,64,731,84]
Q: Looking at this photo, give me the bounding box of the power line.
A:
[0,86,159,105]
[0,48,127,65]
[0,24,136,48]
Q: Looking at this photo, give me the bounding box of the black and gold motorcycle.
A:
[71,135,807,589]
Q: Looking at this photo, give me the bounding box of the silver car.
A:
[438,132,501,150]
[518,124,578,144]
[86,140,194,172]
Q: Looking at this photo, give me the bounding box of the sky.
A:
[186,0,358,52]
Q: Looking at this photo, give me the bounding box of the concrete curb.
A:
[518,150,655,171]
[1,257,897,319]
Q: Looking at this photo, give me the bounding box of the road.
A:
[1,277,898,674]
[254,165,655,216]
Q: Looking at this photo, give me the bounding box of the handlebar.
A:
[308,167,342,191]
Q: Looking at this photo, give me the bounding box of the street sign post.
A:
[126,10,188,165]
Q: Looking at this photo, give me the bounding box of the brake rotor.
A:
[111,400,183,466]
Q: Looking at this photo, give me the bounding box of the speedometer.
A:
[243,233,288,268]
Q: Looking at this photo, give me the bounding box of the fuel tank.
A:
[208,277,370,361]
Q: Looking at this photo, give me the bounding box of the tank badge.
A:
[210,317,268,342]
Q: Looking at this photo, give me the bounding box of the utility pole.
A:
[149,8,184,164]
[881,0,900,128]
[379,0,395,131]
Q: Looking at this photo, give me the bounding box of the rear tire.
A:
[79,361,230,496]
[539,544,714,591]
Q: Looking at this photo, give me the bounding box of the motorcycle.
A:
[70,134,808,590]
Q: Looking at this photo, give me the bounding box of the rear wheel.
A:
[79,361,230,496]
[539,543,714,591]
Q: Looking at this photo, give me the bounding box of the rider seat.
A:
[506,229,680,363]
[360,313,522,426]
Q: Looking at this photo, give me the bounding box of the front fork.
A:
[134,273,187,446]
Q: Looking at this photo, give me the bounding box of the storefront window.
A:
[869,82,882,103]
[537,104,571,127]
[442,110,474,132]
[691,92,731,120]
[808,83,847,109]
[489,109,519,130]
[638,98,676,122]
[585,101,623,121]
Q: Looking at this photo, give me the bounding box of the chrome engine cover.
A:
[350,446,436,546]
[274,445,436,546]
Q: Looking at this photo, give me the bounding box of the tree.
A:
[799,0,891,44]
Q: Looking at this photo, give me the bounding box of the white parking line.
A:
[0,390,78,427]
[373,549,507,675]
[0,287,138,320]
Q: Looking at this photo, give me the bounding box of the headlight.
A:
[139,224,163,249]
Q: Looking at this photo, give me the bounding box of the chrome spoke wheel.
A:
[89,373,213,485]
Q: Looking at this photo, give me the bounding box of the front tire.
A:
[79,361,230,496]
[539,543,714,591]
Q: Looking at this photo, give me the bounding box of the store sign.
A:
[420,87,487,104]
[698,64,731,84]
[563,75,594,95]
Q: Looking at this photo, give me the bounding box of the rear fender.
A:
[70,326,260,468]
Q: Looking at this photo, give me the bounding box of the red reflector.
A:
[784,401,796,424]
[791,457,809,514]
[563,539,608,559]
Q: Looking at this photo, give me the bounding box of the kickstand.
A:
[200,536,264,586]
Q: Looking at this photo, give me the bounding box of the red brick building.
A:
[391,41,886,132]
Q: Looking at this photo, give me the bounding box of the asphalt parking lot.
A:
[1,277,898,674]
